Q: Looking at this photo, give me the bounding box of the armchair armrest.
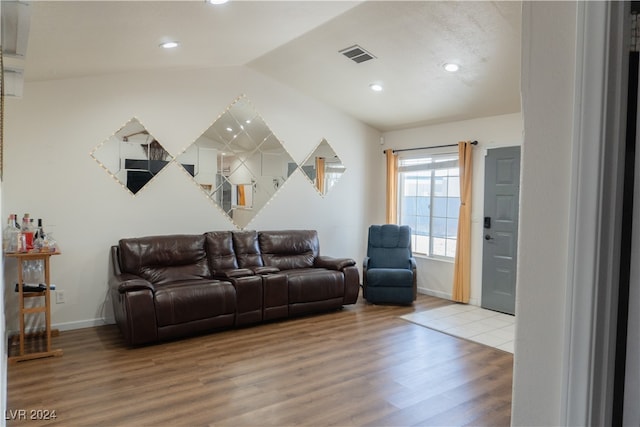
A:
[363,256,370,270]
[315,256,356,270]
[409,257,417,270]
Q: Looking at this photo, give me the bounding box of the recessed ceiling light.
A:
[369,83,383,92]
[206,0,229,4]
[443,63,460,72]
[160,41,179,49]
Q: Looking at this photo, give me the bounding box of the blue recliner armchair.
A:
[363,224,417,304]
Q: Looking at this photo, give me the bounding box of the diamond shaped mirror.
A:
[176,95,297,228]
[91,118,173,195]
[300,139,346,196]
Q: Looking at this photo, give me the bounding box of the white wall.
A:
[2,66,380,331]
[511,1,577,425]
[382,112,523,305]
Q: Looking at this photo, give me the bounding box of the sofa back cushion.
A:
[232,230,264,268]
[119,234,211,285]
[367,224,413,269]
[259,230,319,270]
[205,231,239,274]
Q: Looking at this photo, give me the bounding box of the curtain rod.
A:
[385,140,478,154]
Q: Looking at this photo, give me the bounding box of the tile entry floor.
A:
[400,303,515,353]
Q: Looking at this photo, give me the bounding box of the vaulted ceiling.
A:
[7,0,522,132]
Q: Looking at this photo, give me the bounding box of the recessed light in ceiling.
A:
[369,83,383,92]
[159,41,180,49]
[443,63,460,72]
[206,0,229,4]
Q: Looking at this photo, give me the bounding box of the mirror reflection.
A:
[91,118,173,195]
[176,95,296,229]
[300,139,346,196]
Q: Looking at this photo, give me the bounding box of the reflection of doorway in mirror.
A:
[324,160,346,194]
[235,184,253,209]
[300,138,346,196]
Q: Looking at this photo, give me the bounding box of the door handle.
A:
[485,234,494,241]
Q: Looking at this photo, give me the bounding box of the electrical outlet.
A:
[56,290,65,304]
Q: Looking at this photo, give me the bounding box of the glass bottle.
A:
[33,218,46,251]
[3,214,19,252]
[3,215,12,252]
[22,213,35,251]
[34,218,45,240]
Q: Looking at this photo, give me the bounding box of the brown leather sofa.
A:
[109,230,360,345]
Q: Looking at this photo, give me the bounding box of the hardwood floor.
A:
[6,294,513,426]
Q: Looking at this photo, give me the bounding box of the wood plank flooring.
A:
[6,294,513,426]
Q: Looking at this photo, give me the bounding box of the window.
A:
[398,152,460,258]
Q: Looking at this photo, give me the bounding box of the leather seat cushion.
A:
[154,280,236,327]
[286,269,344,303]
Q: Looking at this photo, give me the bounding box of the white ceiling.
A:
[10,0,522,132]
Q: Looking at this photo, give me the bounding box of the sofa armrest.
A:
[108,245,156,294]
[315,256,356,271]
[115,276,156,294]
[251,266,280,275]
[215,268,255,279]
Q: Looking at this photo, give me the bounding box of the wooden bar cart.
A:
[6,251,63,363]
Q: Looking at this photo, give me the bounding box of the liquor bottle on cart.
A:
[3,214,20,252]
[21,214,35,251]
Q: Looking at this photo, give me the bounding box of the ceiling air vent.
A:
[339,45,376,64]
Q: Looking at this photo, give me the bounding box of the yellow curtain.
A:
[452,141,474,303]
[315,157,325,193]
[385,149,398,224]
[237,185,246,206]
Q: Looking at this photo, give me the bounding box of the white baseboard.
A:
[53,317,115,331]
[6,317,116,335]
[418,287,452,300]
[417,287,479,307]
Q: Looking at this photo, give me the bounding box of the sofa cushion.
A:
[367,225,413,269]
[205,231,239,274]
[119,234,211,285]
[259,230,319,270]
[286,268,344,303]
[153,280,236,327]
[232,230,264,268]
